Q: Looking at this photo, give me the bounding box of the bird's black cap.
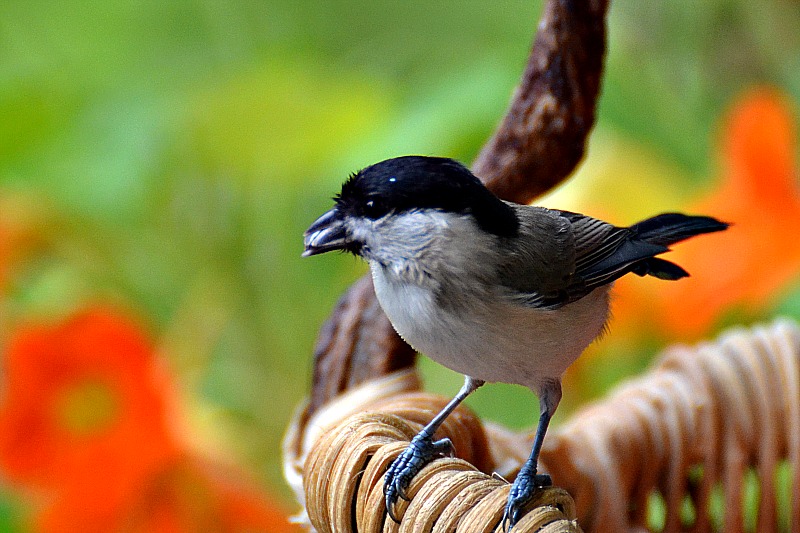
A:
[334,156,519,237]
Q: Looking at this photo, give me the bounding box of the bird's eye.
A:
[363,199,387,219]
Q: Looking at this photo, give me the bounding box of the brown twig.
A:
[307,0,610,416]
[472,0,608,203]
[286,371,581,532]
[541,319,800,532]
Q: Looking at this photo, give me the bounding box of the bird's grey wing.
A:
[496,206,576,309]
[499,208,667,309]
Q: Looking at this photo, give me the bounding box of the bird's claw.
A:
[384,433,453,523]
[501,471,552,532]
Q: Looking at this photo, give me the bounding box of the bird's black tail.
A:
[629,213,729,280]
[631,213,729,246]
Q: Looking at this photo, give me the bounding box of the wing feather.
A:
[499,208,668,310]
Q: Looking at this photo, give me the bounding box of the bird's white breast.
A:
[371,261,610,391]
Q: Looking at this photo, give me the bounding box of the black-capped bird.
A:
[303,156,727,530]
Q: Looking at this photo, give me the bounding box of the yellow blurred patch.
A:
[536,130,693,223]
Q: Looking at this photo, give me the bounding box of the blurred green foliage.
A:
[1,0,799,510]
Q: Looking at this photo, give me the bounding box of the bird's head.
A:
[302,156,519,263]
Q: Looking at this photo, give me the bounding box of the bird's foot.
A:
[501,470,552,531]
[384,432,453,523]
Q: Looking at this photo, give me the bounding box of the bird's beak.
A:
[303,209,350,257]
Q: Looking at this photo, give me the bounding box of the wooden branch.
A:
[286,320,800,532]
[473,0,609,204]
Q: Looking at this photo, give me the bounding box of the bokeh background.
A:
[1,0,799,530]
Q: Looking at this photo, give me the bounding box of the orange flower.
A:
[0,308,181,524]
[37,454,302,533]
[610,88,800,340]
[0,308,301,532]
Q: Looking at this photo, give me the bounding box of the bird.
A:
[302,155,728,530]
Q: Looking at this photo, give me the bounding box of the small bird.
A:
[303,155,727,530]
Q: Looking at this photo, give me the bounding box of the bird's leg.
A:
[502,379,562,532]
[384,375,485,522]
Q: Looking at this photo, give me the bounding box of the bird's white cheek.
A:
[347,220,372,246]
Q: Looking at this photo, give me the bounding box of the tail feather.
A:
[631,257,690,280]
[630,213,729,247]
[627,213,727,281]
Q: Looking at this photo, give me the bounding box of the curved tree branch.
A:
[473,0,608,203]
